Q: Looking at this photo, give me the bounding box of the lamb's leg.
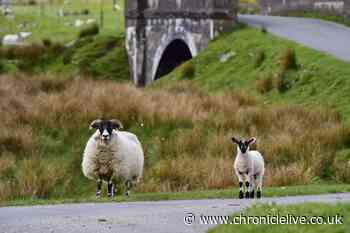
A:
[245,180,250,198]
[236,172,245,199]
[125,180,132,197]
[96,179,102,198]
[256,175,263,199]
[248,175,254,199]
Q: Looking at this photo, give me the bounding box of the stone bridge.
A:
[125,0,237,86]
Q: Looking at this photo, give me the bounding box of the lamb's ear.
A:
[89,119,102,130]
[232,137,240,144]
[110,119,123,130]
[248,137,257,145]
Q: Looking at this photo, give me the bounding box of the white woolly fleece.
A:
[82,130,144,184]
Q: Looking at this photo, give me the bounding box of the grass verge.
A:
[2,184,350,207]
[209,202,350,233]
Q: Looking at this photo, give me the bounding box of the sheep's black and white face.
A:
[90,119,123,143]
[232,137,256,154]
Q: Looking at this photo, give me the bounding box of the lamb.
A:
[231,136,265,199]
[82,119,144,198]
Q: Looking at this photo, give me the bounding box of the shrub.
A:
[50,42,65,56]
[280,48,298,71]
[261,26,267,34]
[255,74,273,94]
[179,60,195,79]
[81,9,90,15]
[273,72,291,93]
[79,23,99,38]
[42,38,52,48]
[254,49,266,68]
[28,0,37,5]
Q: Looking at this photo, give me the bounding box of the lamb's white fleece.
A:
[82,130,144,184]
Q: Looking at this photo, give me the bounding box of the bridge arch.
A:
[125,0,237,86]
[152,37,196,81]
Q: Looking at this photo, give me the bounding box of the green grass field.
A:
[209,202,350,233]
[0,1,124,42]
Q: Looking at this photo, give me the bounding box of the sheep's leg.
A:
[107,181,114,198]
[96,179,102,198]
[245,180,250,199]
[248,175,255,198]
[125,180,132,197]
[256,175,263,199]
[236,172,245,199]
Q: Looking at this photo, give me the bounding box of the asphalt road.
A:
[1,193,350,233]
[239,15,350,62]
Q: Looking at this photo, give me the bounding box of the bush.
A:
[42,38,52,48]
[179,60,195,79]
[261,26,267,34]
[79,23,99,38]
[50,42,65,56]
[81,9,90,15]
[281,48,298,71]
[254,49,266,68]
[273,72,291,93]
[28,0,37,5]
[255,75,273,94]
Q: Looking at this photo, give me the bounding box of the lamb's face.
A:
[90,119,123,144]
[232,137,256,154]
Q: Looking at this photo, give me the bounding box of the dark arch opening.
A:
[154,39,193,80]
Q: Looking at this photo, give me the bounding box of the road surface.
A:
[239,15,350,62]
[1,193,350,233]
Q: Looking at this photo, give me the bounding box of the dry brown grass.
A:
[0,74,349,199]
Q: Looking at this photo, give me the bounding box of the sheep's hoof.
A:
[239,191,244,199]
[249,191,255,199]
[125,191,130,197]
[257,191,262,199]
[245,191,250,199]
[96,194,101,199]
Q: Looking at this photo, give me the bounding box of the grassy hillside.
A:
[157,24,350,118]
[209,202,349,233]
[1,18,350,203]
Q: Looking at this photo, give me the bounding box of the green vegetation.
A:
[3,184,350,207]
[157,24,350,118]
[209,202,350,233]
[0,0,124,42]
[0,34,129,80]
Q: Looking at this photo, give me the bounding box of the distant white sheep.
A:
[82,119,144,198]
[2,34,23,46]
[232,136,265,199]
[2,32,31,46]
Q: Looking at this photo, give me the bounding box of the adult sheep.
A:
[82,119,144,198]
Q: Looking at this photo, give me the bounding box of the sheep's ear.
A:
[248,137,257,145]
[110,119,123,130]
[89,119,101,130]
[232,137,240,144]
